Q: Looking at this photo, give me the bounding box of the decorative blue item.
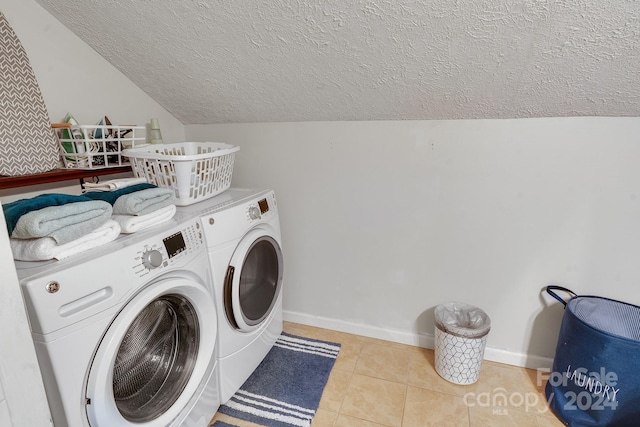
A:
[545,285,640,427]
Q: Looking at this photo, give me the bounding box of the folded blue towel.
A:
[11,200,112,244]
[3,193,93,235]
[113,187,175,215]
[83,183,157,205]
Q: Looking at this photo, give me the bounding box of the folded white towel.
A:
[83,177,148,191]
[112,205,176,234]
[10,220,121,261]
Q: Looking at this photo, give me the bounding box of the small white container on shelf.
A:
[123,142,239,206]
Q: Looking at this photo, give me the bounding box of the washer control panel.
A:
[132,220,203,277]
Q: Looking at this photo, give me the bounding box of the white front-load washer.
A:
[15,216,220,427]
[175,188,284,403]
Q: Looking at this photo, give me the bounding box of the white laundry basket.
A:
[434,302,491,385]
[123,142,239,206]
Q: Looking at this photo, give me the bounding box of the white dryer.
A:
[175,188,284,403]
[15,217,220,427]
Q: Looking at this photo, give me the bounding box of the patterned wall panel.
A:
[0,12,60,176]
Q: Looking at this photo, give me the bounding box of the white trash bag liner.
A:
[435,302,491,338]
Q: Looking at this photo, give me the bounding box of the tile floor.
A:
[210,322,565,427]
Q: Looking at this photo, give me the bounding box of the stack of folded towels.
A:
[82,177,175,234]
[3,178,176,261]
[4,193,118,261]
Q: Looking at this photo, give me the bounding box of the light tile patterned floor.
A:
[210,322,565,427]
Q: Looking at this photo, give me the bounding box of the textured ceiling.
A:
[35,0,640,124]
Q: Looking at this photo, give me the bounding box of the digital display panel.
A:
[258,198,269,214]
[163,232,186,258]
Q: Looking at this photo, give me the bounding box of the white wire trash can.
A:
[434,302,491,385]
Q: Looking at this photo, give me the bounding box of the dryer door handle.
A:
[224,265,239,329]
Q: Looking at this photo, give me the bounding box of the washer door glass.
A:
[85,278,216,427]
[112,294,198,423]
[225,232,283,331]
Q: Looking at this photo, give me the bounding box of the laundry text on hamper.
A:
[542,365,620,411]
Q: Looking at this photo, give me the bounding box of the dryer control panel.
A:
[132,219,204,278]
[245,191,277,222]
[200,190,278,248]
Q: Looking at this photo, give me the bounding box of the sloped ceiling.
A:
[35,0,640,124]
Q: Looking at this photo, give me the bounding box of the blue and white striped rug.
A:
[216,332,341,427]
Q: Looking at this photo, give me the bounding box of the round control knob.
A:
[248,205,261,220]
[142,249,163,269]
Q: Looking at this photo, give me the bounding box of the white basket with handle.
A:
[123,142,239,206]
[54,123,145,169]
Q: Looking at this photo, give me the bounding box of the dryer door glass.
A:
[238,236,282,326]
[112,294,199,422]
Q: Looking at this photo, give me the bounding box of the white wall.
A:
[187,117,640,368]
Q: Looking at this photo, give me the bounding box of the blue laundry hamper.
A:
[545,285,640,427]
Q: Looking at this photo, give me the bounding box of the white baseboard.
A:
[283,310,553,370]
